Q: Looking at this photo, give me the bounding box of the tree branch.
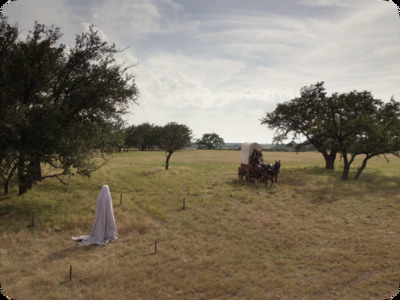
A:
[41,173,68,185]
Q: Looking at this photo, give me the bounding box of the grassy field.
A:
[0,150,399,299]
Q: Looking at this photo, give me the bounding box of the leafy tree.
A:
[159,122,192,170]
[124,123,162,150]
[328,91,383,179]
[195,133,225,149]
[261,82,338,169]
[151,125,163,149]
[136,123,153,150]
[136,122,162,150]
[0,18,18,194]
[125,125,140,149]
[261,82,399,179]
[0,17,138,195]
[112,120,128,153]
[346,98,400,180]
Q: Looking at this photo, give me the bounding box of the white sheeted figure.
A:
[73,185,118,246]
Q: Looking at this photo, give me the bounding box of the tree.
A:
[124,125,140,149]
[261,82,399,180]
[136,123,162,150]
[124,123,162,150]
[0,16,19,172]
[136,123,153,151]
[159,122,192,170]
[328,91,383,180]
[195,133,225,149]
[112,121,128,153]
[261,82,339,169]
[347,98,400,180]
[0,17,138,195]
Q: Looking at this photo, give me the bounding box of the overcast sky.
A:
[2,0,399,143]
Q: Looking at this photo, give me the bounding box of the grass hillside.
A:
[1,150,399,299]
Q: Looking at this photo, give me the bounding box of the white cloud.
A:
[3,0,399,142]
[298,0,352,7]
[126,50,297,142]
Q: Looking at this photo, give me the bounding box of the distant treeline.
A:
[221,143,315,152]
[119,124,316,153]
[120,123,225,151]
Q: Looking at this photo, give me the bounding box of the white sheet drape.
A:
[72,185,118,246]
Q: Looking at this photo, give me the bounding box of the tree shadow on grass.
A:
[227,178,276,191]
[283,167,400,205]
[0,201,56,232]
[227,166,399,205]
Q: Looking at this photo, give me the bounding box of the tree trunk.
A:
[341,152,356,180]
[341,155,350,180]
[354,155,371,180]
[27,159,42,189]
[165,151,173,170]
[4,162,18,195]
[18,160,28,196]
[322,150,337,170]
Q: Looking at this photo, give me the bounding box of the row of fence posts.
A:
[58,195,186,281]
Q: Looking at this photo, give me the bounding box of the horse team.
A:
[238,149,281,186]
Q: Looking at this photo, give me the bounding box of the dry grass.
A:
[0,150,399,299]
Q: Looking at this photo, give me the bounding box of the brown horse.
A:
[238,160,280,187]
[238,163,272,185]
[238,164,255,182]
[238,165,246,181]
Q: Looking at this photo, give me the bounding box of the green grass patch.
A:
[0,150,399,299]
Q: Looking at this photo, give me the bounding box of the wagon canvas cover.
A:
[240,142,262,165]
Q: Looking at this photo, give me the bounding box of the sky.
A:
[2,0,399,143]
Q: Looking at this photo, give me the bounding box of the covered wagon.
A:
[238,142,280,185]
